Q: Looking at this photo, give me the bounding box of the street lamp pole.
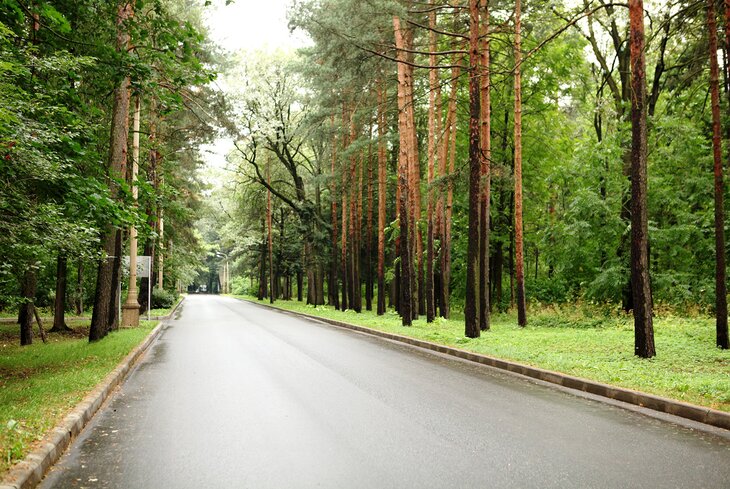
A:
[122,95,141,327]
[217,251,229,294]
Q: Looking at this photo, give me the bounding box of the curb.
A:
[241,298,730,432]
[0,303,177,489]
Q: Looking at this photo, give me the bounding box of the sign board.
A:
[123,256,152,278]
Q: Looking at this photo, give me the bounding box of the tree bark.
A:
[267,166,274,304]
[465,0,481,338]
[394,15,413,326]
[18,269,36,345]
[710,0,729,349]
[75,260,83,316]
[366,139,374,311]
[90,0,133,342]
[330,120,340,309]
[514,0,527,327]
[629,0,655,358]
[426,1,438,323]
[139,100,158,314]
[258,217,267,300]
[440,56,460,320]
[377,81,387,315]
[50,254,72,332]
[479,0,491,331]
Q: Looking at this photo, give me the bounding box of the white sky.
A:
[199,0,309,187]
[203,0,309,54]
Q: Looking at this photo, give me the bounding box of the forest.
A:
[2,0,730,359]
[211,0,730,359]
[0,0,221,343]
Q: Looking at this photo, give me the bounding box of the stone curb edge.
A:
[0,297,183,489]
[242,298,730,432]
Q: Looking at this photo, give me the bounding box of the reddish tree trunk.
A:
[513,0,527,327]
[394,15,413,326]
[341,106,349,310]
[377,81,387,315]
[366,138,374,311]
[629,0,655,358]
[330,120,340,309]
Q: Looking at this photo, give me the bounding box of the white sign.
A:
[123,256,152,278]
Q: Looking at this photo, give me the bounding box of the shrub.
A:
[151,288,177,309]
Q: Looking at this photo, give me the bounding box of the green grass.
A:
[148,294,184,317]
[235,295,730,413]
[0,320,156,473]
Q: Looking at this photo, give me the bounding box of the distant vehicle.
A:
[200,284,207,293]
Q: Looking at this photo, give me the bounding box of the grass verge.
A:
[235,295,729,413]
[0,320,156,474]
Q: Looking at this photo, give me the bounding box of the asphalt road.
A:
[40,295,730,489]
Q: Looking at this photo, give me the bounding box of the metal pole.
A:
[147,264,151,321]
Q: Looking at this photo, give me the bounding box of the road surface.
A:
[40,294,730,488]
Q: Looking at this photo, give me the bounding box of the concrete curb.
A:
[242,298,730,432]
[0,298,180,489]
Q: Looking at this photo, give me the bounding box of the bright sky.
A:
[204,0,308,53]
[200,0,309,187]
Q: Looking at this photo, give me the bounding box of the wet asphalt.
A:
[39,294,730,489]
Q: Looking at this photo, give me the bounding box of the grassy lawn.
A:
[235,295,730,413]
[0,320,156,473]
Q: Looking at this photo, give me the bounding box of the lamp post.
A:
[122,96,141,327]
[217,251,229,294]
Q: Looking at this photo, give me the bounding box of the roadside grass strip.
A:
[0,321,156,474]
[234,296,729,413]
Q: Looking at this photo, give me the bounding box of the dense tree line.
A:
[0,0,219,344]
[223,0,730,356]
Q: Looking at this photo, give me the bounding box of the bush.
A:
[151,288,177,309]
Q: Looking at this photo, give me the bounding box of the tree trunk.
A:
[714,0,730,350]
[341,106,349,310]
[297,269,303,301]
[90,0,133,342]
[377,81,387,315]
[513,0,527,327]
[465,0,481,338]
[366,140,374,311]
[330,122,340,309]
[425,2,438,323]
[107,230,122,332]
[51,255,72,332]
[394,15,413,326]
[267,174,274,304]
[348,130,357,311]
[75,260,83,315]
[139,100,158,314]
[18,269,36,345]
[258,218,267,300]
[479,0,491,331]
[629,0,655,358]
[440,56,460,320]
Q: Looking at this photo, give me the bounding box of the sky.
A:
[204,0,308,54]
[199,0,308,181]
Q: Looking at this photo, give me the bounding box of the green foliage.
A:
[151,287,178,309]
